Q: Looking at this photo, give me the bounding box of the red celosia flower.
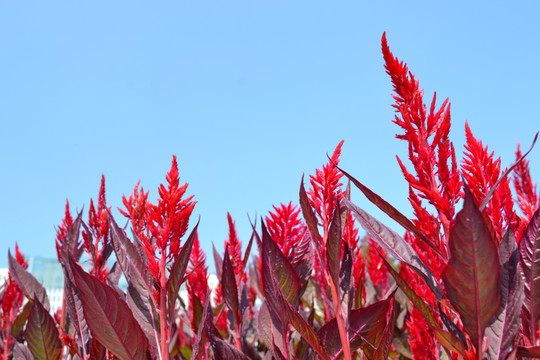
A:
[1,244,27,358]
[187,232,209,333]
[265,202,306,258]
[382,32,461,256]
[462,122,516,241]
[307,140,344,243]
[366,239,389,294]
[81,175,111,281]
[55,200,74,261]
[513,143,540,221]
[120,156,196,282]
[225,213,243,282]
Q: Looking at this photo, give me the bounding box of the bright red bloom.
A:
[225,213,243,282]
[81,175,111,281]
[1,244,27,357]
[366,239,389,295]
[265,202,306,258]
[120,156,196,281]
[187,232,209,334]
[382,32,461,256]
[55,200,74,261]
[462,122,516,241]
[307,140,344,243]
[513,143,540,221]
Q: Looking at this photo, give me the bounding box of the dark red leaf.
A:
[11,301,32,338]
[24,299,62,360]
[13,343,35,360]
[372,298,396,360]
[517,345,540,357]
[261,239,330,360]
[168,221,199,311]
[379,253,438,328]
[318,295,393,359]
[519,206,540,343]
[336,165,446,260]
[191,292,211,360]
[431,327,469,358]
[205,308,251,360]
[486,228,524,360]
[343,197,444,300]
[442,188,501,351]
[212,243,223,281]
[326,198,342,289]
[8,250,50,311]
[69,258,149,360]
[61,264,91,358]
[108,210,152,287]
[221,247,239,327]
[261,220,301,307]
[299,175,322,242]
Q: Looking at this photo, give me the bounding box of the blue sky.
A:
[1,2,539,268]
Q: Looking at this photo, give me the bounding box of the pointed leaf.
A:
[191,293,211,360]
[168,221,199,311]
[262,245,330,360]
[327,198,342,289]
[379,253,438,328]
[11,300,32,338]
[8,250,50,311]
[212,243,223,281]
[442,189,501,350]
[517,346,540,357]
[336,165,446,260]
[69,258,149,360]
[318,295,393,359]
[343,197,444,300]
[340,240,353,325]
[486,228,524,360]
[221,247,239,327]
[108,210,152,286]
[519,206,540,342]
[372,298,396,360]
[24,299,62,360]
[431,327,469,358]
[61,263,91,358]
[13,342,35,360]
[299,175,322,242]
[205,309,251,360]
[126,265,159,351]
[261,220,301,307]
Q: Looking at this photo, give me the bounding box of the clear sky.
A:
[1,2,539,268]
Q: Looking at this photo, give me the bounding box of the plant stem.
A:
[329,281,352,360]
[160,254,169,360]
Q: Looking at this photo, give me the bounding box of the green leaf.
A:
[24,299,62,360]
[70,258,149,360]
[442,188,501,351]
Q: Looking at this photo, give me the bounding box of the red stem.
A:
[160,253,169,360]
[329,281,352,360]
